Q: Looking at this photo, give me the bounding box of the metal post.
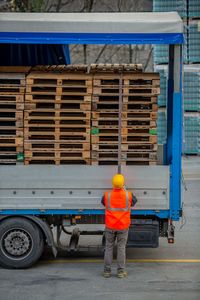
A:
[169,44,183,220]
[118,74,123,174]
[166,44,174,164]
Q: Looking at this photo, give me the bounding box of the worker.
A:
[101,174,137,278]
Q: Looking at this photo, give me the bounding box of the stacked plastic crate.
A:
[155,64,200,154]
[188,20,200,63]
[188,0,200,19]
[153,0,188,64]
[153,0,200,155]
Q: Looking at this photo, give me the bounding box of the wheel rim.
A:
[1,228,33,260]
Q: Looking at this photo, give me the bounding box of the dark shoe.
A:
[102,270,111,278]
[117,270,128,278]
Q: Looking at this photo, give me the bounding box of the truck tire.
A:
[0,217,44,269]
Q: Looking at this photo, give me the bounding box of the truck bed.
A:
[0,165,169,211]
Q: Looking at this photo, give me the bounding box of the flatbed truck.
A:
[0,12,184,268]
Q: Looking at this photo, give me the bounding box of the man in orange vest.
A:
[101,174,137,278]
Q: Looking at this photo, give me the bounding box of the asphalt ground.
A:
[0,158,200,300]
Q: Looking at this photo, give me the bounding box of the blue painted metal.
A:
[165,45,183,221]
[170,92,182,220]
[0,209,170,219]
[0,32,184,45]
[166,45,174,165]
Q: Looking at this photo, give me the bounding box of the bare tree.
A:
[12,0,44,12]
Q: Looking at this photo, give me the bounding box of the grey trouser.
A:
[104,228,129,271]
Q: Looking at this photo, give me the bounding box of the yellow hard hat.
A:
[112,174,125,189]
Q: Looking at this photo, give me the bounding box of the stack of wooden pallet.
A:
[0,67,28,164]
[24,66,92,165]
[91,65,159,165]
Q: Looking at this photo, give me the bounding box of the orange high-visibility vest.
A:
[104,189,132,230]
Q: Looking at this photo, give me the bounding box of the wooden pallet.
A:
[0,102,24,110]
[0,87,25,95]
[92,102,158,112]
[92,143,158,152]
[25,102,91,111]
[90,64,142,73]
[123,96,157,104]
[31,65,89,73]
[0,111,24,129]
[24,132,91,143]
[0,146,23,153]
[24,158,90,165]
[93,87,160,97]
[92,95,157,104]
[92,111,157,121]
[0,94,24,103]
[91,160,157,166]
[24,141,90,151]
[0,127,23,136]
[0,135,23,146]
[0,72,26,84]
[91,135,157,144]
[0,66,31,73]
[26,86,92,96]
[24,126,90,135]
[24,119,90,127]
[91,128,157,138]
[91,151,157,160]
[25,94,91,103]
[24,110,90,120]
[25,150,90,159]
[92,119,156,128]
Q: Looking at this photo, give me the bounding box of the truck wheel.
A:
[0,217,44,269]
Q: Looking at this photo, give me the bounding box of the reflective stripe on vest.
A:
[107,191,130,212]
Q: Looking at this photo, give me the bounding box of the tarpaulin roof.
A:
[0,12,184,44]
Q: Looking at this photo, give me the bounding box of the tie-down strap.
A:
[107,191,130,212]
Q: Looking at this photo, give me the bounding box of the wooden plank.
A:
[91,64,142,73]
[31,65,89,73]
[0,66,31,73]
[26,71,92,80]
[0,128,23,136]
